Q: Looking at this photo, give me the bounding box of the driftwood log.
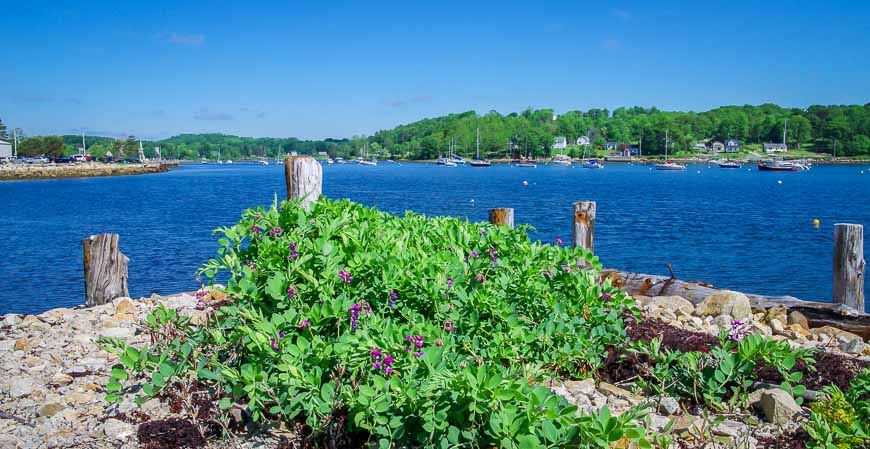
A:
[602,269,870,340]
[83,234,129,307]
[284,155,322,211]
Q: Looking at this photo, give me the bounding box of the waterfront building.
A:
[553,136,567,150]
[764,143,788,153]
[711,141,725,153]
[0,139,11,160]
[725,139,740,153]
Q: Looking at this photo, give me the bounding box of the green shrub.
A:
[105,198,652,448]
[806,369,870,449]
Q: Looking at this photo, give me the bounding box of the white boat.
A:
[359,159,377,166]
[443,160,457,167]
[552,155,572,166]
[515,162,537,168]
[436,156,448,165]
[200,158,208,164]
[582,159,604,169]
[654,130,686,171]
[452,155,466,164]
[469,128,491,167]
[359,143,377,166]
[258,160,269,166]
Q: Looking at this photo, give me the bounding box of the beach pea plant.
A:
[805,368,870,449]
[105,197,650,448]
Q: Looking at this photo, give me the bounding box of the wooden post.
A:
[284,155,322,210]
[488,208,514,228]
[834,223,865,311]
[573,201,596,267]
[83,233,129,307]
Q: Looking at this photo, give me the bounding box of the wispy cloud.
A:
[382,96,433,107]
[613,9,631,21]
[156,32,205,46]
[602,39,621,50]
[194,108,234,121]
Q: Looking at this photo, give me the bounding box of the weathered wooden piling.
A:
[284,155,322,210]
[572,201,596,266]
[83,233,129,307]
[488,208,514,227]
[834,223,865,311]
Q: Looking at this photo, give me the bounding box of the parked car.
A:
[118,158,142,164]
[53,156,75,163]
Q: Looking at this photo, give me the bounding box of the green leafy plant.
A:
[806,369,870,449]
[103,197,651,448]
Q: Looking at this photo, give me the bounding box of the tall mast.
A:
[665,129,669,159]
[476,127,480,159]
[12,128,17,158]
[81,132,86,155]
[783,119,788,147]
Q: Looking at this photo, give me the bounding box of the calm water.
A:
[1,162,868,315]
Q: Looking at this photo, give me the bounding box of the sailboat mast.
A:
[81,132,86,155]
[476,127,480,159]
[665,130,669,159]
[783,119,788,147]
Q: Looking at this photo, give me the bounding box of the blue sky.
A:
[2,0,869,140]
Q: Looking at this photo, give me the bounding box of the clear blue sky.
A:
[2,0,869,140]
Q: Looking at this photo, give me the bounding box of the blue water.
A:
[1,162,868,315]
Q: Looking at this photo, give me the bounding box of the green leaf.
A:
[219,398,233,410]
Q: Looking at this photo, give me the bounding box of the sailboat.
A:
[515,138,537,167]
[442,138,458,167]
[359,143,377,166]
[655,130,687,171]
[469,127,491,167]
[579,145,603,168]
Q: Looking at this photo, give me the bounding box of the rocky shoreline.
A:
[1,289,868,449]
[0,163,171,181]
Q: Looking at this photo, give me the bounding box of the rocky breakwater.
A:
[0,163,168,181]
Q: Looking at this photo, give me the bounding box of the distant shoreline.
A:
[0,162,175,181]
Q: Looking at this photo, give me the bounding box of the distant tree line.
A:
[6,103,870,160]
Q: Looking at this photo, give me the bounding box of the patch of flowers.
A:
[103,198,647,448]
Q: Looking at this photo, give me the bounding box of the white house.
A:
[605,141,618,151]
[576,136,591,146]
[553,136,567,150]
[764,143,788,153]
[711,141,725,153]
[725,139,740,153]
[692,142,708,151]
[0,139,12,160]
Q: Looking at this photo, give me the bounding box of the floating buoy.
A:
[522,180,529,186]
[777,180,783,184]
[697,170,701,174]
[470,199,475,203]
[813,219,821,227]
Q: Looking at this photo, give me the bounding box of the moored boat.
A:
[468,128,491,167]
[582,159,604,169]
[718,161,741,168]
[655,161,687,170]
[757,160,798,171]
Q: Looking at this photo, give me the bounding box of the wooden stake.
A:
[834,223,865,311]
[572,201,596,251]
[83,233,129,307]
[488,208,514,227]
[284,155,322,210]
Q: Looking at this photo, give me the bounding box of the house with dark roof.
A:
[725,139,740,153]
[764,143,788,153]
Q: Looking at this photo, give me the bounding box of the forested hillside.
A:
[8,103,870,159]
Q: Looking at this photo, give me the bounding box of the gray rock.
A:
[758,388,801,425]
[0,340,15,352]
[1,314,21,327]
[712,314,734,328]
[788,311,809,330]
[642,295,695,315]
[99,327,134,339]
[770,318,785,334]
[841,338,865,354]
[9,378,36,398]
[102,418,135,441]
[38,402,65,417]
[649,396,680,415]
[713,419,749,438]
[694,291,752,320]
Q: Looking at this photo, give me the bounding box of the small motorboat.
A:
[582,159,604,169]
[655,161,687,171]
[718,161,741,168]
[515,162,537,168]
[452,155,466,165]
[359,158,377,166]
[436,156,447,165]
[443,160,457,167]
[758,160,798,171]
[468,159,491,167]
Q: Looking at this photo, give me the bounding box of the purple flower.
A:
[278,332,286,339]
[446,278,453,289]
[383,354,393,365]
[195,290,208,300]
[475,274,486,283]
[349,303,362,330]
[287,286,297,298]
[297,319,311,329]
[444,320,455,332]
[414,351,425,358]
[435,339,443,347]
[371,347,382,359]
[269,227,283,237]
[544,268,553,279]
[373,362,382,370]
[390,290,398,299]
[554,237,563,246]
[601,293,612,301]
[254,213,262,219]
[245,261,256,273]
[404,345,411,352]
[250,225,263,234]
[288,242,297,251]
[729,320,750,342]
[383,366,394,375]
[270,338,279,351]
[290,250,299,261]
[339,270,353,284]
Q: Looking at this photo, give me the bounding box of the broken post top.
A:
[488,208,514,228]
[284,155,323,211]
[833,223,865,312]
